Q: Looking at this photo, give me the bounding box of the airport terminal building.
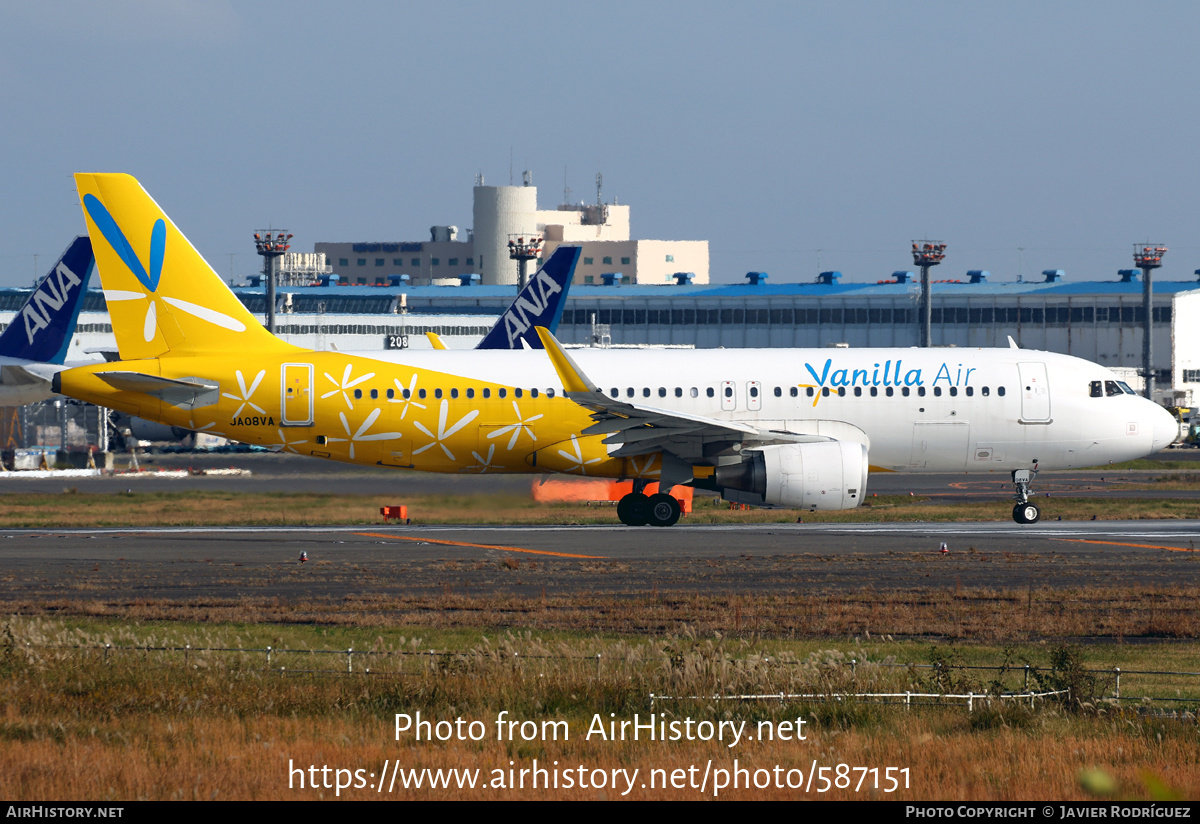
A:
[1,265,1194,406]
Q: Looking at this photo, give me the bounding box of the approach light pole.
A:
[912,240,946,347]
[1133,244,1167,401]
[254,230,292,334]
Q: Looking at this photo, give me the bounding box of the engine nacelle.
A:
[716,441,869,510]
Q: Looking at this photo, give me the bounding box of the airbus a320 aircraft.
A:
[56,174,1177,526]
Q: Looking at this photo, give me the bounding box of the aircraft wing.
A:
[534,327,858,486]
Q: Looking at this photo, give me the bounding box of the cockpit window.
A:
[1117,381,1136,395]
[1090,381,1103,398]
[1105,380,1122,397]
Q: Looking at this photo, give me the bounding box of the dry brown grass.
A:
[1,618,1196,801]
[4,585,1198,642]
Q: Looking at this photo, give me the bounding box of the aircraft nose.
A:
[1149,402,1180,453]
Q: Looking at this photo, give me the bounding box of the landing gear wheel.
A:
[617,493,650,526]
[1012,503,1040,525]
[646,493,682,527]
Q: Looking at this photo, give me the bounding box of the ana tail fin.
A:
[74,173,298,360]
[476,245,579,350]
[0,236,93,365]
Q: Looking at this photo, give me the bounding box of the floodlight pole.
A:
[1134,244,1167,401]
[912,241,946,347]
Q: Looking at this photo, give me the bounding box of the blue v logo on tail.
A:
[476,246,580,350]
[0,236,94,364]
[83,195,164,293]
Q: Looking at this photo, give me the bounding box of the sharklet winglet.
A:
[535,327,597,394]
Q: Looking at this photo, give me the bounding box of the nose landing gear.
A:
[1011,468,1041,524]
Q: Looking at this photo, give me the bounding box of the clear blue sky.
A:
[2,1,1198,287]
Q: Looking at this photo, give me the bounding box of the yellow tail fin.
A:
[75,173,298,360]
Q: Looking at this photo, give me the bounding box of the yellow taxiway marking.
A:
[1050,538,1198,553]
[354,532,607,559]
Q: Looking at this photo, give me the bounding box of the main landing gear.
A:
[617,481,682,527]
[1011,468,1040,524]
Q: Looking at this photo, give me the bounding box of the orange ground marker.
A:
[353,532,606,559]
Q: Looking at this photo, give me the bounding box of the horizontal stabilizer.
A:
[96,371,218,410]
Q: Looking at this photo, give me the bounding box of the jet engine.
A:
[714,441,868,510]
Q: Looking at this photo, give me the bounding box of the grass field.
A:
[1,617,1197,800]
[0,488,1196,526]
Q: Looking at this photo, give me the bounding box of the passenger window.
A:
[822,387,830,397]
[450,388,459,399]
[627,388,635,398]
[774,387,782,397]
[918,387,926,397]
[643,388,651,398]
[998,387,1006,396]
[466,388,475,399]
[514,388,523,398]
[675,387,683,397]
[354,389,363,399]
[982,387,989,397]
[886,387,894,397]
[435,389,443,399]
[1090,381,1103,398]
[387,389,395,399]
[531,388,539,398]
[870,387,878,397]
[902,387,910,397]
[690,388,698,398]
[418,389,427,399]
[658,388,666,397]
[853,387,862,397]
[949,387,957,397]
[749,386,759,398]
[483,388,491,399]
[724,386,733,398]
[837,387,845,397]
[933,387,942,397]
[789,387,798,397]
[611,388,618,396]
[706,387,715,398]
[499,388,507,398]
[807,387,815,397]
[965,387,973,397]
[370,389,378,399]
[546,388,555,398]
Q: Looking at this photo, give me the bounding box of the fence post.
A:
[595,653,601,676]
[1023,664,1029,691]
[104,643,110,666]
[185,644,190,666]
[968,692,974,712]
[267,646,272,668]
[348,648,353,674]
[851,658,857,681]
[1114,667,1120,700]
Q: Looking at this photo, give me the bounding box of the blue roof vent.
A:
[317,274,340,287]
[891,271,914,283]
[1118,269,1140,283]
[745,271,769,286]
[600,272,624,286]
[458,273,481,286]
[247,275,263,287]
[388,274,411,287]
[1194,269,1200,281]
[673,271,695,285]
[967,270,989,283]
[816,271,841,285]
[1042,269,1065,282]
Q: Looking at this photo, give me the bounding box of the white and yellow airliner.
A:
[55,173,1178,526]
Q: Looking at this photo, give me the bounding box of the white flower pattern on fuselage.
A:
[413,400,480,463]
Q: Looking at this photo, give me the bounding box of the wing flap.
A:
[95,371,219,410]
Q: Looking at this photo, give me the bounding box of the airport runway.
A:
[2,520,1197,604]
